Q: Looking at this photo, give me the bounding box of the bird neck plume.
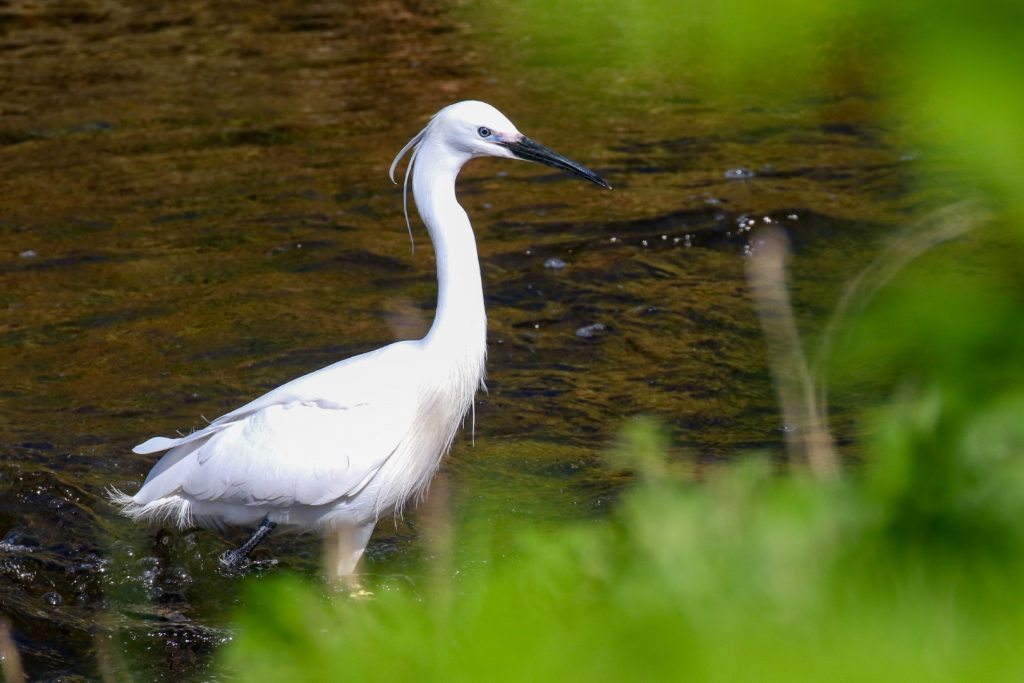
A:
[411,139,488,375]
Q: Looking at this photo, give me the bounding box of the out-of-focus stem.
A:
[0,617,25,683]
[747,227,838,479]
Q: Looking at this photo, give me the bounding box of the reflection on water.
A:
[1,0,919,678]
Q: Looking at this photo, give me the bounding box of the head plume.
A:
[389,112,440,252]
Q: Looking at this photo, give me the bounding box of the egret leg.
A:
[327,522,376,579]
[219,517,276,571]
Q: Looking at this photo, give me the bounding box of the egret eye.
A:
[477,126,492,138]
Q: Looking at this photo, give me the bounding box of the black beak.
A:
[499,136,611,189]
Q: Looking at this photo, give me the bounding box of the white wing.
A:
[131,341,423,509]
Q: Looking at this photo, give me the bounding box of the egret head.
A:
[389,101,609,246]
[426,100,522,159]
[390,100,610,189]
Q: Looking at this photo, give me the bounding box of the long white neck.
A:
[411,140,487,373]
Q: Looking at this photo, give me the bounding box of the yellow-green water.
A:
[0,1,924,678]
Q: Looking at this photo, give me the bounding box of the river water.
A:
[0,1,920,679]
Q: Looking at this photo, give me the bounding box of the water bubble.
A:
[575,323,607,339]
[43,591,62,607]
[166,566,193,587]
[2,529,39,551]
[744,238,769,257]
[641,240,648,247]
[544,257,566,270]
[724,168,755,180]
[736,214,757,231]
[6,558,35,582]
[67,553,109,575]
[19,249,37,258]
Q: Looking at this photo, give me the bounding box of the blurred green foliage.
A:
[478,0,1024,212]
[223,0,1024,679]
[224,424,1024,681]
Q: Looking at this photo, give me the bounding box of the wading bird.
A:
[111,101,610,575]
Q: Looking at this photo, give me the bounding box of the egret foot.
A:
[349,586,375,600]
[218,517,276,573]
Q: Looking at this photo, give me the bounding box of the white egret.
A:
[110,100,610,575]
